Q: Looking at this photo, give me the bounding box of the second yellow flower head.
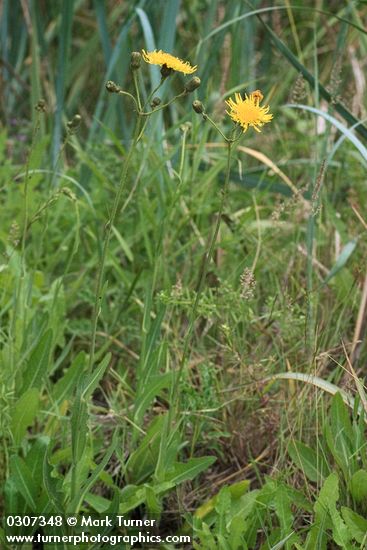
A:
[226,90,273,133]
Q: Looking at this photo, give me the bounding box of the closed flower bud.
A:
[180,122,192,133]
[130,51,142,70]
[150,96,161,108]
[35,99,46,112]
[106,80,121,93]
[192,100,204,114]
[185,76,201,93]
[67,114,82,133]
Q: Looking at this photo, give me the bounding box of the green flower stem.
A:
[172,140,233,410]
[88,116,142,371]
[118,90,138,110]
[203,113,230,142]
[136,90,186,141]
[139,91,186,116]
[133,71,142,111]
[144,77,166,109]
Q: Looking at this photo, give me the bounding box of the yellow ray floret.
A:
[225,91,273,133]
[141,49,197,75]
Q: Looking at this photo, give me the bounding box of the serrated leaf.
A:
[341,506,367,543]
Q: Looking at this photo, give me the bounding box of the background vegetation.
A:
[1,0,367,548]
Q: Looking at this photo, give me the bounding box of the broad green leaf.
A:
[127,415,169,484]
[274,485,294,534]
[315,472,339,514]
[10,388,39,446]
[133,372,173,425]
[69,433,118,513]
[84,493,113,514]
[168,456,216,485]
[42,450,65,514]
[9,455,38,510]
[288,441,329,483]
[195,480,251,520]
[215,486,231,518]
[51,351,85,406]
[144,485,162,516]
[81,353,111,399]
[324,424,349,481]
[228,514,248,550]
[329,393,354,475]
[26,436,49,497]
[341,507,367,544]
[305,473,338,550]
[70,397,88,464]
[4,477,21,516]
[326,484,352,548]
[349,470,367,503]
[21,329,53,393]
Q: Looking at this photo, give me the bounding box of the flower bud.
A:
[185,77,201,93]
[35,99,46,112]
[106,80,121,93]
[192,100,204,114]
[150,96,161,108]
[67,114,82,133]
[130,51,142,70]
[180,122,192,133]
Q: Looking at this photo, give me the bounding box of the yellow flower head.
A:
[225,90,273,133]
[141,49,197,75]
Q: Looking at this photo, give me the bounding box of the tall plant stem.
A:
[88,118,142,371]
[172,140,233,408]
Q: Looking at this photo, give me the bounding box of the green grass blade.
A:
[322,238,358,286]
[88,0,147,142]
[93,0,112,63]
[265,373,361,414]
[136,7,159,88]
[285,105,367,160]
[255,12,367,141]
[52,0,74,165]
[29,0,45,135]
[157,0,180,52]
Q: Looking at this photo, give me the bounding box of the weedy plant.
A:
[191,391,367,549]
[1,43,276,543]
[1,2,367,549]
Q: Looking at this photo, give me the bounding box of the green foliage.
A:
[192,478,310,549]
[1,2,367,549]
[288,394,367,548]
